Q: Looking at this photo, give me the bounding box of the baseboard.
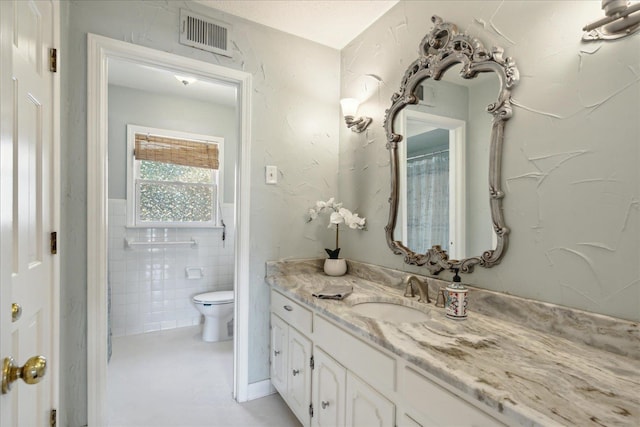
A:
[246,379,276,400]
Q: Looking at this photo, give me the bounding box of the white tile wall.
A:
[108,199,235,337]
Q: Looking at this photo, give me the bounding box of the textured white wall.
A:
[60,1,339,425]
[339,1,639,321]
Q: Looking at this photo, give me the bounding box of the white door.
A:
[0,1,57,426]
[312,347,346,427]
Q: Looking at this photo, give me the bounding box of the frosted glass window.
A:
[137,173,215,223]
[139,161,213,184]
[127,125,224,228]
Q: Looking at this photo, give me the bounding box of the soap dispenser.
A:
[445,269,468,320]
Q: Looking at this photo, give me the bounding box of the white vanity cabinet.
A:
[270,288,504,427]
[270,292,313,426]
[398,365,504,427]
[345,371,395,427]
[311,345,395,427]
[269,314,288,394]
[311,348,346,427]
[288,327,313,422]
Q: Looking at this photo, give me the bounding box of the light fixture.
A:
[583,0,640,41]
[175,75,197,86]
[340,98,372,133]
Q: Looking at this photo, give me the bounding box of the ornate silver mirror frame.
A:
[383,15,519,274]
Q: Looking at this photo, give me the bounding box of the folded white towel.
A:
[312,284,353,300]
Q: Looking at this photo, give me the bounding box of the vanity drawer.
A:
[314,315,395,393]
[271,290,312,335]
[400,366,504,426]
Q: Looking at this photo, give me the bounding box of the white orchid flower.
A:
[319,197,335,209]
[340,208,366,229]
[329,211,344,226]
[306,198,366,257]
[347,212,364,228]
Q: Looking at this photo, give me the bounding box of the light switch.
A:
[265,165,278,184]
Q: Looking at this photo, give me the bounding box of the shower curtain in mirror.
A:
[406,151,449,254]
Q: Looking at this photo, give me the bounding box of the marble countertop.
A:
[266,260,640,426]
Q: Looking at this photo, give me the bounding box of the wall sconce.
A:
[340,98,372,133]
[583,0,640,41]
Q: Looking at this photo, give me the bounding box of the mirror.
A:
[384,16,519,274]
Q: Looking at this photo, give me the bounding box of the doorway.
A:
[87,34,252,426]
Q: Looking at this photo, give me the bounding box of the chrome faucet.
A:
[403,275,431,304]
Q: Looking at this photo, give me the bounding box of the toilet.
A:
[192,290,234,342]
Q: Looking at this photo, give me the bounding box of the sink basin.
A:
[350,301,430,323]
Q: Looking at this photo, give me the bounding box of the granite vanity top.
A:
[266,259,640,427]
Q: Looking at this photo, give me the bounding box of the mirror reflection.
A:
[394,67,499,261]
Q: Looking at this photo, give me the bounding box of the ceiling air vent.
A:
[180,9,232,57]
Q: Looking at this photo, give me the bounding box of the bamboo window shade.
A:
[134,133,219,169]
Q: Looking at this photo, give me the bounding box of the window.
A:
[126,125,224,227]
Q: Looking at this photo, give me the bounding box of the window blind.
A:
[134,134,219,169]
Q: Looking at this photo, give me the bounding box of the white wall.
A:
[60,1,340,425]
[339,1,639,321]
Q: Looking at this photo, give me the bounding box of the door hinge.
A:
[50,409,57,427]
[50,232,57,254]
[49,48,57,72]
[309,403,314,418]
[310,355,314,370]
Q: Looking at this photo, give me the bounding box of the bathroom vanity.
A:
[266,259,639,427]
[265,13,640,427]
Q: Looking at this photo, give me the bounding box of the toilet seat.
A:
[193,290,234,305]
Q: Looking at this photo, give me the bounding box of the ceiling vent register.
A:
[179,9,232,57]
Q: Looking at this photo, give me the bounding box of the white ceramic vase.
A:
[324,258,347,276]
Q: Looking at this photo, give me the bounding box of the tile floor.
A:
[108,326,301,427]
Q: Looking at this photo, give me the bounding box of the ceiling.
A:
[109,1,399,105]
[108,58,238,106]
[196,0,399,49]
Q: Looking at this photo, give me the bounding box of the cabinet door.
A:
[270,314,288,395]
[288,327,312,426]
[345,372,395,427]
[312,348,346,427]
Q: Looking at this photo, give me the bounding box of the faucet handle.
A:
[417,280,431,304]
[404,282,415,298]
[435,288,446,308]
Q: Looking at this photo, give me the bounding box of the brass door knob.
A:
[2,356,47,394]
[11,303,22,322]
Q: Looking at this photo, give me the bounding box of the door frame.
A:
[86,34,252,426]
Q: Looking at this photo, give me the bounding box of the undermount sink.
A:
[350,301,431,323]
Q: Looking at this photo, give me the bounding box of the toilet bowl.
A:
[193,290,234,342]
